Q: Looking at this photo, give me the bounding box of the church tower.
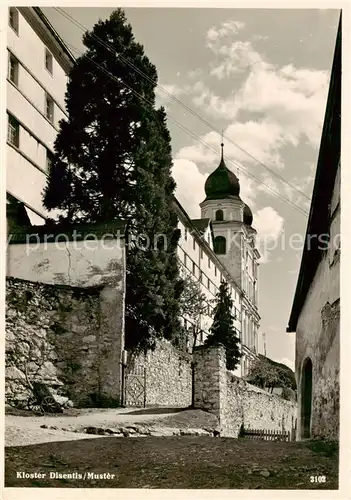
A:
[200,142,260,354]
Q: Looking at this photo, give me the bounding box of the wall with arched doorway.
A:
[294,166,340,441]
[300,357,313,439]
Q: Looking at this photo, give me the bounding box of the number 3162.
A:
[310,475,326,484]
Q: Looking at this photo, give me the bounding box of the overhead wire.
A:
[50,10,309,216]
[54,6,311,204]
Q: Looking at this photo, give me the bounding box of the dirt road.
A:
[5,435,338,489]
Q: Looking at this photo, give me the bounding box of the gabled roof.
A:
[286,14,341,333]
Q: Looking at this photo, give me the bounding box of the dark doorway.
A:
[301,357,313,439]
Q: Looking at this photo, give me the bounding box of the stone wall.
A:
[129,340,193,407]
[194,345,297,438]
[6,277,125,407]
[225,372,297,438]
[6,223,127,408]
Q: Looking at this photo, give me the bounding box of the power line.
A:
[47,12,309,216]
[54,6,311,203]
[66,41,309,218]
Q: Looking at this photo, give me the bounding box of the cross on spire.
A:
[221,130,224,159]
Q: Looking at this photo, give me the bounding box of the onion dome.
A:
[243,203,253,226]
[205,143,240,200]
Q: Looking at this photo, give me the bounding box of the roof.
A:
[6,195,32,230]
[8,221,127,244]
[204,144,240,200]
[286,15,341,333]
[18,7,75,73]
[243,203,253,226]
[172,196,241,293]
[190,218,211,235]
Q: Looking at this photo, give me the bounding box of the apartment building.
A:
[6,7,74,226]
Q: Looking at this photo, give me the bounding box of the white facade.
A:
[176,216,242,338]
[6,7,73,224]
[200,200,260,360]
[174,198,259,378]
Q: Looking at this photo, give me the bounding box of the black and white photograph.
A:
[2,2,346,495]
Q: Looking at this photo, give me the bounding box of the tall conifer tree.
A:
[43,9,183,351]
[205,280,242,370]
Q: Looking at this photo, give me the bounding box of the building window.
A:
[45,48,53,75]
[46,150,53,171]
[208,257,211,268]
[193,238,196,250]
[8,53,18,85]
[45,93,54,123]
[214,267,217,277]
[9,8,19,34]
[192,262,196,275]
[214,236,226,255]
[199,271,203,283]
[215,209,224,221]
[184,228,188,241]
[207,278,211,289]
[7,114,19,147]
[200,248,203,259]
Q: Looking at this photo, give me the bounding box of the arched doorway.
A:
[301,357,313,438]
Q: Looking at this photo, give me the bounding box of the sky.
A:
[42,7,340,371]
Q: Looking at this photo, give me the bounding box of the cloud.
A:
[196,35,329,149]
[164,21,327,236]
[223,120,287,168]
[188,68,203,79]
[206,20,245,46]
[233,60,329,147]
[254,206,285,263]
[255,206,284,241]
[209,41,264,79]
[172,158,207,218]
[155,83,191,106]
[256,171,313,214]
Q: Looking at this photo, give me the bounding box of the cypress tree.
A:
[43,8,183,351]
[205,280,242,370]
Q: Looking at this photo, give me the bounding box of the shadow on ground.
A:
[5,436,339,490]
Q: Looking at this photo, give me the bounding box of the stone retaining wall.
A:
[130,340,193,407]
[194,345,297,438]
[6,276,125,408]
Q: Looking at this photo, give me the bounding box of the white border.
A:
[1,1,350,499]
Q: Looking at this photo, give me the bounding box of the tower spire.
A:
[221,130,224,160]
